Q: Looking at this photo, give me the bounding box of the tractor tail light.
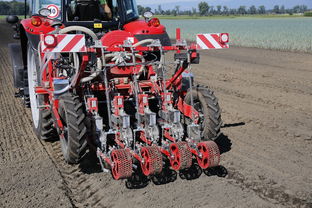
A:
[220,33,229,43]
[31,16,42,27]
[43,34,57,47]
[148,18,160,27]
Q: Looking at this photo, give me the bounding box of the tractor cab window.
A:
[32,0,62,19]
[67,0,115,21]
[122,0,139,22]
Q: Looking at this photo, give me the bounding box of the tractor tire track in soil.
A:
[0,20,312,208]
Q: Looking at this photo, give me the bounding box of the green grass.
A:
[156,14,305,20]
[161,17,312,52]
[304,11,312,16]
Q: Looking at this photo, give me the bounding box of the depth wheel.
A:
[140,146,163,176]
[111,149,133,180]
[196,141,220,169]
[169,141,192,171]
[27,44,56,141]
[58,93,88,164]
[184,85,222,141]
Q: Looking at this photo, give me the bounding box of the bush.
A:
[304,11,312,16]
[0,1,29,15]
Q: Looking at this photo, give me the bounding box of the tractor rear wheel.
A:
[58,93,88,164]
[27,44,56,141]
[184,85,222,141]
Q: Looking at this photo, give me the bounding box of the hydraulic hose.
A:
[38,50,80,95]
[58,26,98,40]
[132,39,154,48]
[80,57,103,83]
[54,53,79,95]
[39,26,98,94]
[39,53,54,84]
[68,52,80,87]
[54,85,70,95]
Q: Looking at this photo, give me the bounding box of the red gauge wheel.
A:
[111,149,133,180]
[196,141,220,169]
[169,141,192,171]
[140,146,163,176]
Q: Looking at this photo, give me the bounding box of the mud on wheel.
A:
[27,44,57,141]
[58,93,88,164]
[184,85,222,141]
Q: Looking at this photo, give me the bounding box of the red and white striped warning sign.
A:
[40,34,87,53]
[196,33,229,50]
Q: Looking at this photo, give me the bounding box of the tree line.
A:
[0,1,29,15]
[138,3,310,16]
[0,1,310,17]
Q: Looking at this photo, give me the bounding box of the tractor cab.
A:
[30,0,62,20]
[7,0,171,50]
[27,0,140,30]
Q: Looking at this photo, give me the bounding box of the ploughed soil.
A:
[0,20,311,208]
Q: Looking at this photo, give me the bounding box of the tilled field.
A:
[0,21,311,208]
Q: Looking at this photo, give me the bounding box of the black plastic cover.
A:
[135,32,172,46]
[8,43,25,88]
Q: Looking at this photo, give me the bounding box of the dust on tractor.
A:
[7,0,229,180]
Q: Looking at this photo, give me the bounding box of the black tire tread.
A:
[59,93,88,164]
[40,109,58,141]
[185,85,222,141]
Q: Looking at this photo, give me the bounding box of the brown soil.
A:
[0,20,311,208]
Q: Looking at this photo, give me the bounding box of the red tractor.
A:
[7,0,229,180]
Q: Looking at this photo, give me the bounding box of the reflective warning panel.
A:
[196,33,229,50]
[41,34,87,53]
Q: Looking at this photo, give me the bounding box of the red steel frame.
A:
[35,34,201,131]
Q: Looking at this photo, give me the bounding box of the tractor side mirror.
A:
[38,8,51,17]
[143,11,153,21]
[6,15,19,24]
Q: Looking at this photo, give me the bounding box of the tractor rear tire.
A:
[27,44,57,141]
[184,85,222,141]
[58,93,88,164]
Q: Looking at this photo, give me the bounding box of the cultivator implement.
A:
[31,27,228,179]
